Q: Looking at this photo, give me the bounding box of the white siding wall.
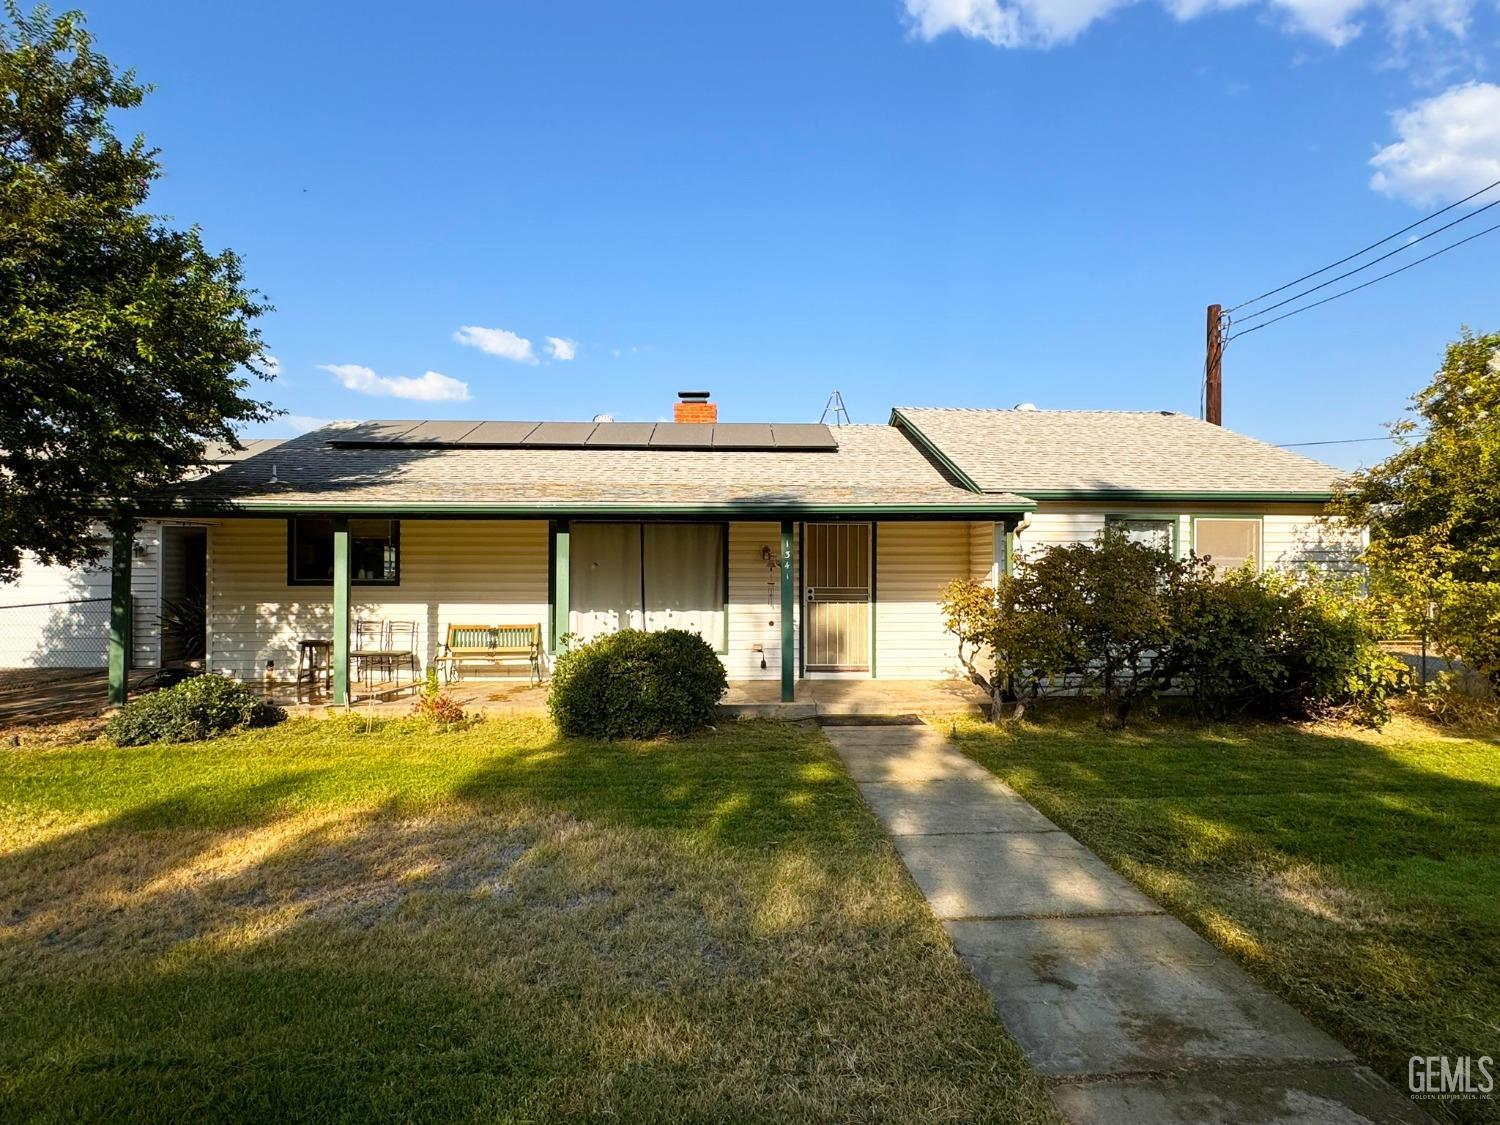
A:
[967,521,997,582]
[726,522,799,681]
[873,522,969,680]
[1017,504,1357,574]
[206,518,803,684]
[0,524,161,669]
[207,519,550,683]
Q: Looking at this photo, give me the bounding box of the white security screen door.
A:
[803,523,871,673]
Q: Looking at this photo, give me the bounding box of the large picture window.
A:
[1192,517,1261,574]
[569,522,726,649]
[287,518,400,585]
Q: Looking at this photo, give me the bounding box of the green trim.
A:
[331,517,350,706]
[107,523,132,707]
[887,409,984,493]
[152,499,1034,519]
[1018,489,1332,502]
[868,522,878,680]
[552,521,570,654]
[1105,513,1181,559]
[720,523,730,657]
[780,520,794,703]
[1189,513,1267,573]
[797,522,805,683]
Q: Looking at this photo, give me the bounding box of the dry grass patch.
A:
[1,716,1059,1123]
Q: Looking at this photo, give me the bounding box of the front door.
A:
[803,523,871,673]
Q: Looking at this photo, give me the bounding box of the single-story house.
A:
[106,393,1352,706]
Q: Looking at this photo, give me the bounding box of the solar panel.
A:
[585,423,657,448]
[711,423,775,449]
[649,423,714,449]
[325,419,839,452]
[458,421,541,445]
[398,420,482,444]
[524,422,598,447]
[326,420,422,445]
[770,424,838,451]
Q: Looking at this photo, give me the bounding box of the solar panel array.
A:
[326,421,840,452]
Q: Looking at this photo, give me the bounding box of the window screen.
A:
[1193,518,1261,574]
[569,522,725,648]
[1106,517,1174,553]
[288,519,400,585]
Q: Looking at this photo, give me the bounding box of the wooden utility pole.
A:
[1204,303,1224,425]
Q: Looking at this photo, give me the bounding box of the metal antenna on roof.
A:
[819,390,850,427]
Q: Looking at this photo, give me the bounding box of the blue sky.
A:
[87,0,1499,468]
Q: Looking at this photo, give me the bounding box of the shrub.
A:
[1173,565,1405,724]
[106,673,285,745]
[548,628,727,739]
[410,666,467,725]
[942,531,1405,727]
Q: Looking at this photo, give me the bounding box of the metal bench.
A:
[434,623,542,685]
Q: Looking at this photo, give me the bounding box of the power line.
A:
[1227,175,1500,314]
[1276,435,1396,447]
[1227,219,1500,340]
[1232,194,1500,325]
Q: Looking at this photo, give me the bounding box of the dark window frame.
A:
[286,518,402,587]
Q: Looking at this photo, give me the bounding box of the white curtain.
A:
[644,524,725,648]
[569,523,644,642]
[568,523,725,648]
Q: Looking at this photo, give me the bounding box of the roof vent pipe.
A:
[1014,402,1039,411]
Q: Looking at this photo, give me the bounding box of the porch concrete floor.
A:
[280,676,990,720]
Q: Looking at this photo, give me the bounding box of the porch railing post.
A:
[780,519,794,703]
[553,520,570,655]
[332,516,351,705]
[107,520,133,707]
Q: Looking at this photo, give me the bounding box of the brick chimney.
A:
[674,390,717,423]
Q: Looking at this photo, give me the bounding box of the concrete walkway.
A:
[826,723,1430,1125]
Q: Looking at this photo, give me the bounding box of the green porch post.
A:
[331,517,351,705]
[1001,520,1016,578]
[107,521,133,707]
[553,520,570,653]
[780,519,794,703]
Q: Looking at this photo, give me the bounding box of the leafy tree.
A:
[1332,329,1500,690]
[0,3,274,582]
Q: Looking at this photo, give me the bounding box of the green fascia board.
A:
[1014,489,1334,502]
[887,409,984,493]
[144,499,1036,519]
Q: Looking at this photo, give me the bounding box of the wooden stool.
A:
[296,639,332,701]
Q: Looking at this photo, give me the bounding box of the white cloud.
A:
[453,325,538,365]
[285,414,333,434]
[1370,83,1500,205]
[545,336,578,361]
[902,0,1472,49]
[260,353,282,377]
[318,363,471,403]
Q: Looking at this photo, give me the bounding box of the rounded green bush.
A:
[547,629,727,739]
[106,673,286,745]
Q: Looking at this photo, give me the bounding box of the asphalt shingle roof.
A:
[893,408,1342,497]
[165,422,1030,514]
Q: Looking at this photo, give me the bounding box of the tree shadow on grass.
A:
[0,719,1052,1124]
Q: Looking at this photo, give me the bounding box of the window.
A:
[288,519,400,585]
[1192,518,1261,574]
[1106,516,1175,554]
[569,522,726,649]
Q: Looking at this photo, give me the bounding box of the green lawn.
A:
[953,708,1500,1124]
[0,716,1059,1124]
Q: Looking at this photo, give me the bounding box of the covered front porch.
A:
[105,508,1024,711]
